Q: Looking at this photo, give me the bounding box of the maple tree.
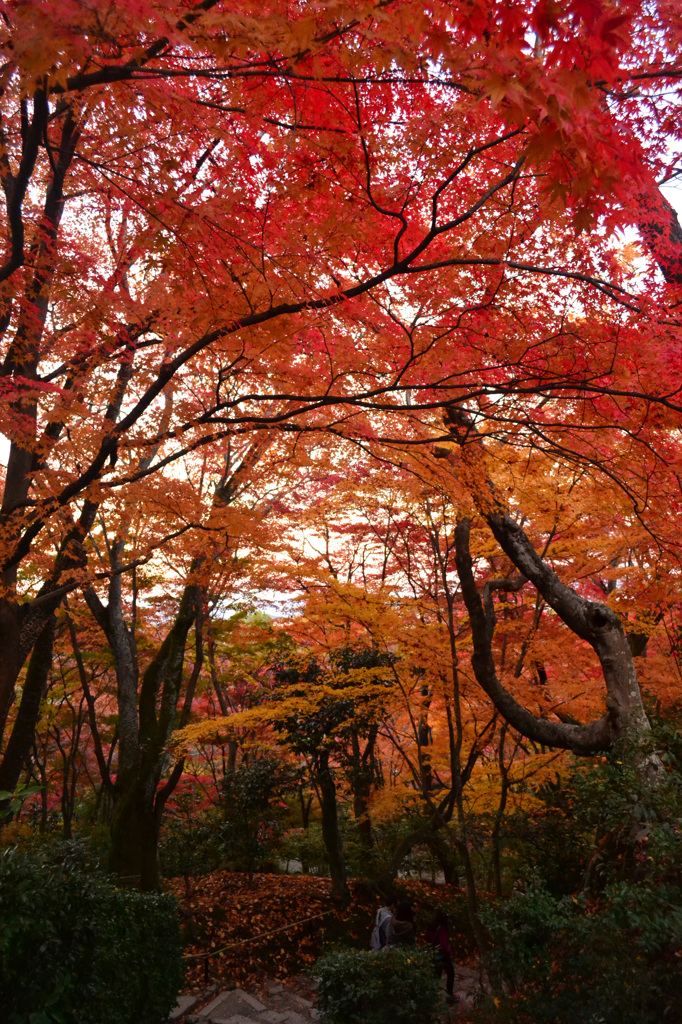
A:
[65,434,300,887]
[268,642,397,896]
[2,0,682,893]
[259,459,592,908]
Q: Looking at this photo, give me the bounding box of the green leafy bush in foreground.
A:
[475,719,682,1024]
[314,947,442,1024]
[0,845,183,1024]
[481,880,682,1024]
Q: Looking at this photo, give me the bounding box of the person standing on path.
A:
[425,911,459,1004]
[371,892,397,950]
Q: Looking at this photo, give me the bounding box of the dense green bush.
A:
[481,880,682,1024]
[160,812,225,879]
[478,716,682,1024]
[279,823,329,874]
[221,754,294,875]
[0,845,183,1024]
[480,705,682,898]
[314,947,442,1024]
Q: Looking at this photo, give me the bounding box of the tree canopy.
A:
[1,0,682,888]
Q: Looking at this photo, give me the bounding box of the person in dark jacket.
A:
[387,899,416,946]
[425,911,459,1004]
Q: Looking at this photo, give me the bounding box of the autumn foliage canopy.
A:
[1,0,682,890]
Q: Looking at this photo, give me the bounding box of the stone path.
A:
[450,962,487,1019]
[170,962,487,1023]
[172,980,318,1024]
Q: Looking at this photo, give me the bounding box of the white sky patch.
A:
[662,181,682,219]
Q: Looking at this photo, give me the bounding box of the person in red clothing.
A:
[425,911,459,1004]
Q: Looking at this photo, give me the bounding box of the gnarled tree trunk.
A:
[448,406,654,758]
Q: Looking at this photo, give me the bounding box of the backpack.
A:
[371,907,392,950]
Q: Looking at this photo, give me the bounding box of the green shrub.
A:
[477,707,682,899]
[279,824,329,875]
[481,881,682,1024]
[473,710,682,1022]
[220,755,294,875]
[0,846,183,1024]
[314,947,442,1024]
[160,812,225,879]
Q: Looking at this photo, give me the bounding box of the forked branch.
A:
[448,406,651,754]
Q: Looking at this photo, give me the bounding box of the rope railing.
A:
[184,909,333,985]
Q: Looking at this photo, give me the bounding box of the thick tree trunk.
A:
[105,583,200,888]
[0,104,83,746]
[84,537,140,781]
[0,497,99,798]
[0,600,23,750]
[109,771,162,889]
[92,453,261,889]
[455,516,647,754]
[0,613,56,810]
[635,186,682,284]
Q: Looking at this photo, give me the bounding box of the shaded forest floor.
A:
[168,870,480,1017]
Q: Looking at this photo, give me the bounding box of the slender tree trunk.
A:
[32,742,49,834]
[450,724,488,958]
[316,753,348,898]
[353,780,373,849]
[350,730,374,850]
[299,786,313,828]
[490,724,510,898]
[425,830,459,886]
[417,714,433,794]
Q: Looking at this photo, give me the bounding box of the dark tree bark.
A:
[454,514,649,754]
[489,722,510,897]
[448,405,653,756]
[0,351,134,796]
[84,444,267,888]
[64,607,115,797]
[0,612,56,811]
[316,751,348,898]
[635,185,682,284]
[0,102,84,745]
[348,725,377,851]
[106,582,201,890]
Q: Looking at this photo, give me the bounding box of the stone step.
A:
[183,983,318,1024]
[171,994,204,1021]
[197,989,267,1022]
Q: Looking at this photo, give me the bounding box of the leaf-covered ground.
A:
[168,871,475,992]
